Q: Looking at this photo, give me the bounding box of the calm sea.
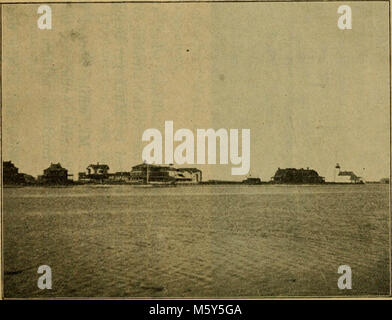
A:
[3,184,390,297]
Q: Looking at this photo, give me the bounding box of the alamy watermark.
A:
[37,265,52,290]
[142,121,250,175]
[37,4,352,31]
[337,265,352,290]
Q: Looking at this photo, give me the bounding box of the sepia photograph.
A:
[1,1,391,299]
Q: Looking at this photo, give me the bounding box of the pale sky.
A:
[2,2,390,181]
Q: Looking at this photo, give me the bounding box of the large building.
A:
[129,163,202,184]
[129,163,177,184]
[272,167,325,184]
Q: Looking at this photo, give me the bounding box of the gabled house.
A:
[78,163,110,182]
[39,163,70,184]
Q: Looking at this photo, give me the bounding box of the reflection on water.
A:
[3,184,390,297]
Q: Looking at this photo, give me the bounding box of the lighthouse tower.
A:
[334,163,341,182]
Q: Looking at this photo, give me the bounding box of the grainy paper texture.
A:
[1,1,390,298]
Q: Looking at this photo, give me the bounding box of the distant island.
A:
[3,160,385,187]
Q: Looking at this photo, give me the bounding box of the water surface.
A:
[3,184,390,297]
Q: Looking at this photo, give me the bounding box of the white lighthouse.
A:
[334,163,341,182]
[334,163,362,183]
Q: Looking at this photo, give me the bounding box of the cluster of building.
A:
[78,162,202,184]
[270,164,366,184]
[2,161,202,186]
[2,160,371,186]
